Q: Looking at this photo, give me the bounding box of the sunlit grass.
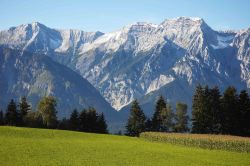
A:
[0,126,249,166]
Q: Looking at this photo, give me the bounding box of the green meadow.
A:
[0,126,249,166]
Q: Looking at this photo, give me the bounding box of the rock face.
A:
[0,17,250,118]
[0,47,118,124]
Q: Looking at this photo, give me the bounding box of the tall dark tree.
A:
[0,110,4,125]
[192,85,207,133]
[5,99,19,126]
[207,86,221,133]
[79,108,99,132]
[96,113,108,134]
[79,109,87,132]
[174,102,189,132]
[238,90,250,136]
[86,107,99,132]
[19,96,31,125]
[220,86,239,135]
[69,109,79,131]
[38,96,57,128]
[151,96,167,131]
[192,86,223,134]
[126,99,146,136]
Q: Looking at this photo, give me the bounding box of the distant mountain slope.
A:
[75,17,249,112]
[0,18,249,118]
[0,47,118,123]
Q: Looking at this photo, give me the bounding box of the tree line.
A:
[1,85,249,137]
[126,85,250,137]
[0,96,108,134]
[126,97,189,136]
[192,85,250,136]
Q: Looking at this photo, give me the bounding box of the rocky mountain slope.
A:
[0,47,118,124]
[0,17,249,118]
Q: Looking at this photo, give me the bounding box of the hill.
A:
[0,126,249,166]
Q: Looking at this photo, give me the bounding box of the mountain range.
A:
[0,17,250,128]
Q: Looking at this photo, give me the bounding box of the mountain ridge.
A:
[0,18,249,115]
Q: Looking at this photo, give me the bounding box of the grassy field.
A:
[0,127,249,166]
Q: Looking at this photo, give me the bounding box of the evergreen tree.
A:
[86,107,99,132]
[192,85,207,133]
[220,86,239,135]
[203,85,213,133]
[151,95,167,131]
[79,109,88,132]
[192,85,222,134]
[126,100,146,136]
[174,102,189,132]
[207,86,221,134]
[37,96,57,128]
[79,108,99,133]
[19,96,31,125]
[5,99,18,126]
[238,90,250,136]
[0,110,4,125]
[69,109,79,131]
[96,113,108,134]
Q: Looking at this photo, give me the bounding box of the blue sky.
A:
[1,0,250,32]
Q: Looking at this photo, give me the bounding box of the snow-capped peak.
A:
[1,18,250,113]
[164,16,203,22]
[160,16,205,27]
[124,22,159,29]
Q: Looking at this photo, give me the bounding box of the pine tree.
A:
[5,99,18,126]
[96,113,108,134]
[79,109,88,132]
[208,87,221,133]
[0,110,4,125]
[203,85,213,133]
[192,85,223,134]
[220,86,239,135]
[126,100,146,136]
[86,107,99,132]
[192,85,207,133]
[238,90,250,136]
[19,96,31,125]
[174,102,189,132]
[192,85,204,133]
[79,108,99,133]
[152,95,167,131]
[38,96,57,128]
[69,109,79,131]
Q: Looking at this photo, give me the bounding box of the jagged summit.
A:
[171,16,203,21]
[160,16,208,29]
[0,17,250,113]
